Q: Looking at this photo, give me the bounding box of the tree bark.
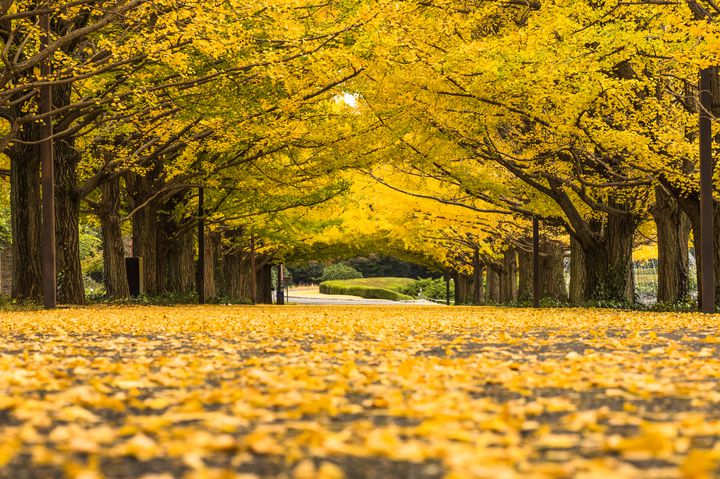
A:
[157,197,195,295]
[570,237,614,304]
[7,123,42,301]
[472,248,484,305]
[250,232,257,304]
[485,266,501,303]
[518,241,567,303]
[517,247,533,301]
[223,248,249,302]
[569,212,635,305]
[130,175,159,295]
[99,177,129,299]
[499,248,517,303]
[54,135,85,304]
[203,231,220,300]
[452,270,469,305]
[606,211,635,303]
[540,240,568,302]
[652,186,691,303]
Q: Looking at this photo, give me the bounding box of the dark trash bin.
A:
[125,257,144,297]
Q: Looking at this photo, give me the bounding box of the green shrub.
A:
[400,277,451,303]
[319,263,363,282]
[319,279,414,301]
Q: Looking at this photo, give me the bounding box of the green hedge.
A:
[319,280,415,301]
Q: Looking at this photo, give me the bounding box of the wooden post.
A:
[533,216,541,308]
[40,7,56,309]
[444,271,451,305]
[197,184,205,304]
[699,68,715,313]
[276,264,285,305]
[250,231,257,304]
[472,247,482,305]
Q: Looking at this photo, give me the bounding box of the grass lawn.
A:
[329,277,417,291]
[1,305,719,478]
[319,277,416,301]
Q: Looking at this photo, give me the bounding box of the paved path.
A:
[287,295,441,305]
[284,287,443,306]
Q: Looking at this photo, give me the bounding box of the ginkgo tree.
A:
[331,0,720,306]
[3,0,385,303]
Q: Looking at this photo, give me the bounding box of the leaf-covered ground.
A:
[1,306,719,479]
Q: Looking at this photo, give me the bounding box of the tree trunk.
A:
[99,177,129,299]
[221,230,255,303]
[499,249,517,303]
[517,247,533,301]
[452,270,469,305]
[54,136,85,304]
[157,201,195,295]
[570,237,614,304]
[540,240,568,302]
[130,175,159,295]
[203,231,219,300]
[518,241,566,303]
[652,186,691,304]
[485,266,501,303]
[606,211,635,303]
[7,123,42,301]
[250,233,257,304]
[569,213,635,305]
[472,249,484,305]
[214,233,225,298]
[223,248,249,302]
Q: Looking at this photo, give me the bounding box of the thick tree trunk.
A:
[472,249,484,305]
[652,186,691,304]
[517,247,532,301]
[221,230,256,303]
[223,248,249,302]
[569,213,635,305]
[214,233,224,298]
[203,231,220,300]
[540,240,568,302]
[54,136,85,304]
[99,177,129,299]
[606,212,635,303]
[485,266,501,303]
[249,233,257,303]
[570,239,614,304]
[49,82,85,304]
[518,241,567,303]
[130,176,159,295]
[157,200,195,295]
[452,271,469,305]
[679,199,703,305]
[7,124,42,301]
[499,249,517,303]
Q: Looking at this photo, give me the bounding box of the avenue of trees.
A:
[1,0,719,307]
